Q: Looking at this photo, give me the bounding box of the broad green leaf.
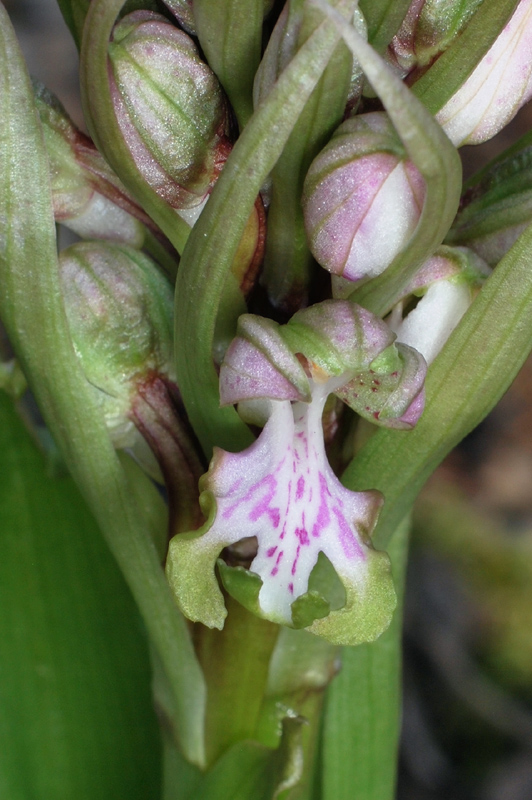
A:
[0,393,160,800]
[358,0,411,51]
[311,0,462,317]
[174,11,346,455]
[412,0,520,114]
[321,516,409,800]
[194,0,264,129]
[343,221,532,549]
[0,4,206,765]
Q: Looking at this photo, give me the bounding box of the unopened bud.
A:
[34,82,152,247]
[436,0,532,146]
[303,112,426,282]
[59,242,174,445]
[109,11,230,210]
[59,241,202,533]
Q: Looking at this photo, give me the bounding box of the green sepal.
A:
[56,0,90,48]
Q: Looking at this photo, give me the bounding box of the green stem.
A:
[321,515,409,800]
[195,597,280,765]
[174,11,344,456]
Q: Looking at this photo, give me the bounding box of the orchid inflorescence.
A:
[3,0,532,790]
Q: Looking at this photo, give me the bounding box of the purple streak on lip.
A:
[267,546,277,558]
[333,506,365,560]
[291,544,301,575]
[296,475,305,501]
[288,582,294,594]
[295,526,309,545]
[312,472,330,538]
[271,549,284,576]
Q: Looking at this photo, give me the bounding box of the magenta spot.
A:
[291,545,302,575]
[296,476,305,501]
[269,509,281,528]
[312,473,331,537]
[288,582,294,594]
[267,546,277,558]
[271,567,278,576]
[275,550,284,566]
[295,527,309,545]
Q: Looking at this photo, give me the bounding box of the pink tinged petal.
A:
[220,338,305,404]
[437,0,532,146]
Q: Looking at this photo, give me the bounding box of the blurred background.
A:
[7,1,532,798]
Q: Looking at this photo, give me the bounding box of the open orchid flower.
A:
[166,301,427,645]
[387,245,489,365]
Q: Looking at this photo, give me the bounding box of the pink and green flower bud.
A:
[34,82,163,248]
[436,0,532,146]
[447,135,532,265]
[59,241,203,533]
[302,112,426,282]
[387,0,483,77]
[388,245,489,364]
[108,11,230,210]
[166,300,430,643]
